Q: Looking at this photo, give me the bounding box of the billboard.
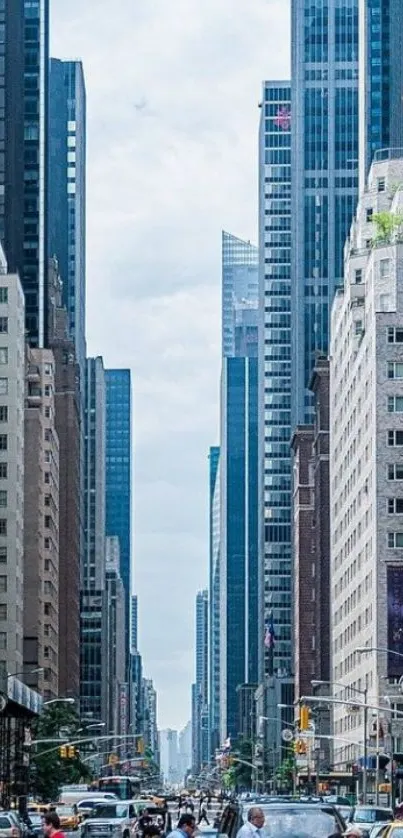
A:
[387,566,403,678]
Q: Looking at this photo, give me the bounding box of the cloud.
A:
[51,0,289,729]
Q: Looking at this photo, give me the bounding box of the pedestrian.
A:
[236,808,265,838]
[343,828,362,838]
[198,801,210,826]
[169,814,196,838]
[42,812,65,838]
[139,809,153,832]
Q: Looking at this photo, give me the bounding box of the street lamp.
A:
[43,698,75,707]
[7,667,44,679]
[356,646,403,660]
[77,722,105,733]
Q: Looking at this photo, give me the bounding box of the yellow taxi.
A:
[55,806,80,831]
[372,822,403,838]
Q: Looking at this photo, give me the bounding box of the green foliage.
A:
[231,739,254,790]
[372,211,403,244]
[30,703,93,802]
[275,755,295,791]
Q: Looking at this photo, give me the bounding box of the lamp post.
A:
[43,697,75,707]
[312,679,368,803]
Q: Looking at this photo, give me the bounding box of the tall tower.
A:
[291,0,359,427]
[208,446,220,757]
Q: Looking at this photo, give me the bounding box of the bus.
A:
[92,776,142,800]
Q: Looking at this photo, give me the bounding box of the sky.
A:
[51,0,289,730]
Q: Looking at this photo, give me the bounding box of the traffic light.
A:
[299,705,310,730]
[67,746,76,759]
[59,745,67,759]
[293,740,307,755]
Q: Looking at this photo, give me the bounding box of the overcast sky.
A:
[51,0,289,731]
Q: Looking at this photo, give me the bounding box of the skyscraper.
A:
[222,231,258,357]
[258,82,292,682]
[81,356,107,721]
[192,590,209,772]
[291,0,359,427]
[2,1,49,347]
[105,369,132,652]
[105,537,126,736]
[359,0,403,188]
[48,59,86,377]
[208,446,220,757]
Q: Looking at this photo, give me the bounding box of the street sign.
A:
[282,729,294,743]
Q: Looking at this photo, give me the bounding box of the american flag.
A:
[264,617,276,649]
[274,106,291,131]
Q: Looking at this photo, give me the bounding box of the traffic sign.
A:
[282,729,294,743]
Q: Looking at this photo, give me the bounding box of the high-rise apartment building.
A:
[330,153,403,767]
[291,0,359,427]
[48,259,81,698]
[24,347,59,698]
[0,266,25,682]
[1,1,49,347]
[359,0,403,188]
[222,231,258,357]
[105,369,132,652]
[48,59,86,377]
[81,356,107,721]
[258,81,292,682]
[208,445,220,756]
[105,536,126,735]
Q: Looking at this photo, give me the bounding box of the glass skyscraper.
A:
[222,231,258,357]
[1,0,49,347]
[48,59,86,377]
[258,82,293,681]
[208,446,220,757]
[105,369,132,653]
[291,0,359,426]
[359,0,403,188]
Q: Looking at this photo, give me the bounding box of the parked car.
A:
[0,813,23,838]
[80,801,137,838]
[27,815,43,838]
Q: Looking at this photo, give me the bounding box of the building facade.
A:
[258,81,292,682]
[48,59,86,377]
[81,356,107,720]
[142,678,159,764]
[131,594,138,652]
[330,153,403,767]
[0,269,25,682]
[208,445,220,757]
[291,0,359,427]
[105,369,132,653]
[159,728,179,785]
[24,347,59,698]
[222,231,258,357]
[105,536,126,735]
[359,0,403,188]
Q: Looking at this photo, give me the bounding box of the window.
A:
[0,576,7,594]
[0,349,8,365]
[44,472,50,485]
[0,407,7,423]
[388,327,403,344]
[0,632,6,650]
[388,363,403,379]
[0,604,7,620]
[0,547,7,563]
[0,492,7,509]
[388,431,403,446]
[44,362,52,376]
[389,532,403,548]
[366,208,373,222]
[0,519,6,536]
[0,288,8,304]
[354,268,362,284]
[380,258,390,279]
[355,320,363,335]
[378,177,386,193]
[0,379,7,396]
[45,406,51,419]
[388,397,403,412]
[0,318,8,334]
[388,499,403,514]
[388,464,403,480]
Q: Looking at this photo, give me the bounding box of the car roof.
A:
[354,807,392,812]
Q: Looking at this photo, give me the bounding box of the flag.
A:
[264,617,276,649]
[274,106,291,131]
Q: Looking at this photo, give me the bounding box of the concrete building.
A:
[330,152,403,767]
[0,266,25,683]
[48,259,80,698]
[24,347,59,698]
[81,356,107,721]
[258,81,292,683]
[291,0,359,427]
[178,720,192,784]
[159,728,179,785]
[2,1,49,347]
[359,0,403,189]
[208,446,220,757]
[105,536,126,735]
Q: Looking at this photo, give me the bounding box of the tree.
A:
[372,211,403,245]
[274,755,295,792]
[30,703,93,801]
[231,739,254,790]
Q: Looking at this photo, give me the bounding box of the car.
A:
[372,822,403,838]
[27,815,43,838]
[0,813,23,838]
[80,801,137,838]
[337,807,353,823]
[349,807,394,838]
[241,801,347,838]
[54,807,80,832]
[369,824,392,838]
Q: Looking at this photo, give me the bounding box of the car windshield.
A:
[89,805,128,820]
[260,807,341,838]
[354,811,391,824]
[57,808,75,816]
[30,816,42,825]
